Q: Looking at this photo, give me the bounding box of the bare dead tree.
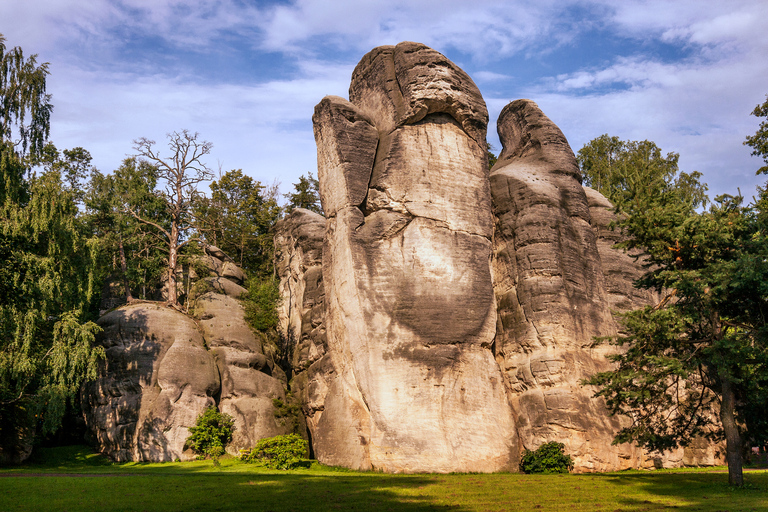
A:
[127,130,213,306]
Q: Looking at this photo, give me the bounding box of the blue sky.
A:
[2,0,767,201]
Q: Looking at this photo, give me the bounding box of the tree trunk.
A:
[720,377,744,486]
[167,224,178,306]
[118,233,133,302]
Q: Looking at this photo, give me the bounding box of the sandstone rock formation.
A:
[81,304,219,461]
[489,99,637,471]
[277,42,723,473]
[274,208,328,443]
[82,249,290,461]
[309,41,516,473]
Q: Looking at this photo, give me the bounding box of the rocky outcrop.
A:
[195,291,290,455]
[83,248,289,461]
[310,41,516,473]
[274,209,328,443]
[584,187,656,312]
[490,99,638,471]
[81,304,219,461]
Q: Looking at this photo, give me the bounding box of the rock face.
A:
[280,43,723,473]
[274,209,328,443]
[310,41,516,473]
[489,99,639,471]
[81,304,219,461]
[82,250,290,461]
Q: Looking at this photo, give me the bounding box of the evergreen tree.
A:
[284,172,321,215]
[195,169,280,278]
[584,125,768,486]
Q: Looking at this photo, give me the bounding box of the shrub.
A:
[519,441,574,474]
[243,278,281,332]
[186,406,234,465]
[240,434,308,470]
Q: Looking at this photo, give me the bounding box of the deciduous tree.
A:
[129,130,213,306]
[0,34,102,462]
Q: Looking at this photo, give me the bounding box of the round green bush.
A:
[240,433,308,470]
[519,441,574,474]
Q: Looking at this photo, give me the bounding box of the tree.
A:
[0,34,52,158]
[577,135,708,213]
[0,34,103,462]
[194,169,281,278]
[284,172,321,214]
[583,130,768,486]
[86,158,167,302]
[745,95,768,175]
[129,130,213,306]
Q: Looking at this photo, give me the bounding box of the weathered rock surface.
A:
[274,208,328,441]
[584,186,657,312]
[81,303,219,461]
[489,99,638,471]
[83,250,288,461]
[195,292,290,454]
[311,41,516,473]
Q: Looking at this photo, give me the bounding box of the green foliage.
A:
[272,395,302,434]
[185,406,234,465]
[85,157,167,301]
[243,278,281,332]
[486,142,498,170]
[519,442,574,474]
[577,134,708,214]
[745,95,768,175]
[0,34,52,158]
[585,177,768,485]
[239,434,308,470]
[284,172,321,215]
[194,169,280,278]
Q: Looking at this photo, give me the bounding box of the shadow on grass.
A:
[583,470,768,511]
[1,446,466,512]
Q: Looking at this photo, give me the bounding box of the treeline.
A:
[576,100,768,486]
[0,34,321,461]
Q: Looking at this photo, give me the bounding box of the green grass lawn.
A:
[1,446,766,512]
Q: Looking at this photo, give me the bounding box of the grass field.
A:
[1,446,766,512]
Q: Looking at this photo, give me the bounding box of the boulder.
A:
[194,292,290,453]
[311,41,516,473]
[81,303,219,462]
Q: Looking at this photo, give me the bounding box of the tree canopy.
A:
[0,35,103,462]
[577,135,708,215]
[745,95,768,175]
[195,169,280,278]
[584,119,768,486]
[284,172,321,215]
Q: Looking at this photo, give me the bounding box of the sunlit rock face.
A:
[309,42,517,473]
[82,250,290,462]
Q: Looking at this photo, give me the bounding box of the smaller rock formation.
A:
[274,208,328,446]
[83,247,290,461]
[490,99,636,471]
[81,304,219,461]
